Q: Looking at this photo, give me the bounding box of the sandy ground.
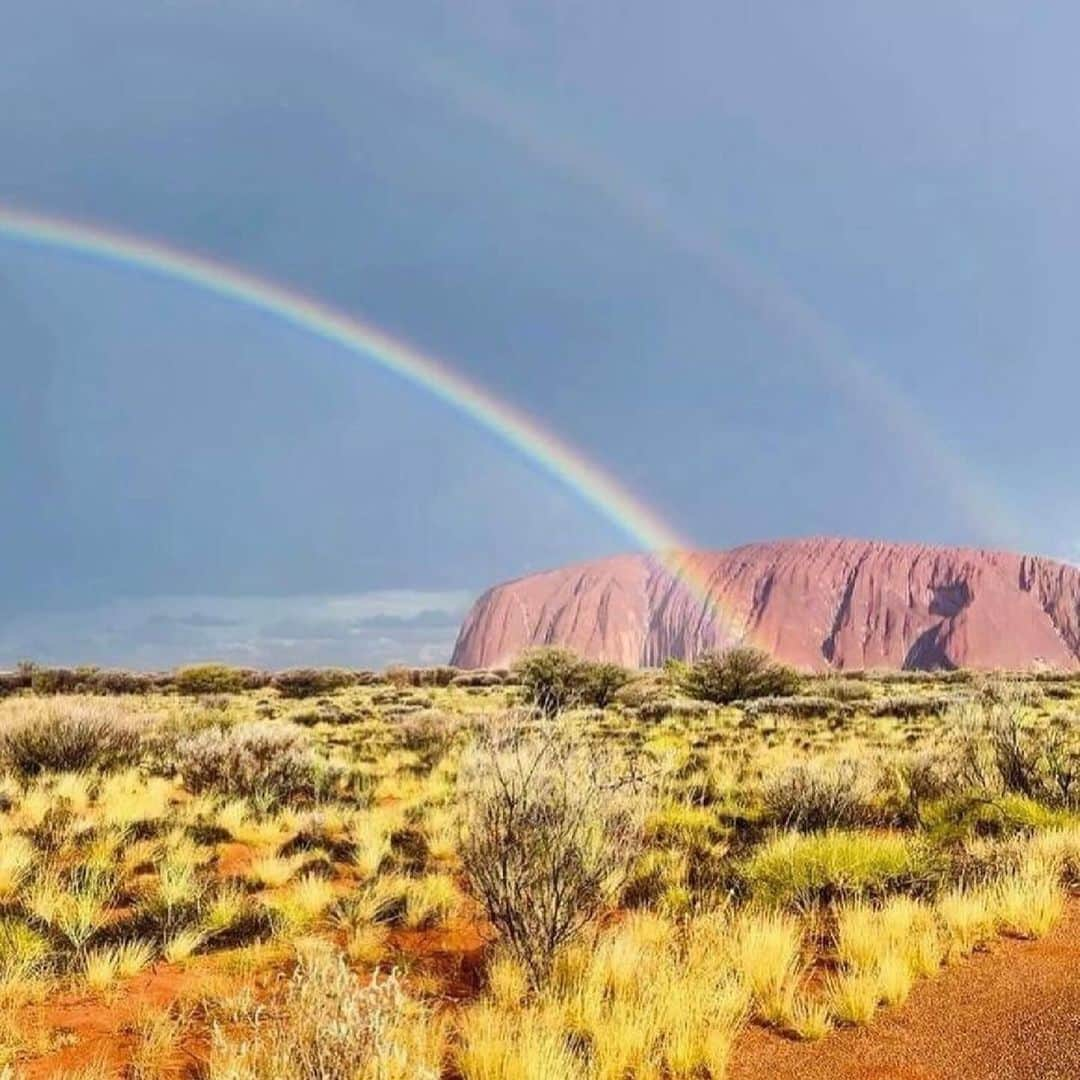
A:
[730,899,1080,1080]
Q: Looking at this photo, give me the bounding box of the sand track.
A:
[730,899,1080,1080]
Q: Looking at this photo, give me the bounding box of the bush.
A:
[271,668,356,699]
[458,719,652,984]
[891,750,962,825]
[173,664,248,695]
[450,670,504,688]
[741,830,938,907]
[817,678,874,703]
[0,702,143,778]
[869,694,959,719]
[175,721,338,803]
[0,671,30,696]
[29,667,87,694]
[512,647,585,718]
[953,689,1080,806]
[416,666,459,688]
[613,673,673,708]
[922,793,1072,844]
[762,760,877,832]
[576,661,632,708]
[743,696,852,721]
[511,649,633,717]
[681,647,799,705]
[395,710,463,762]
[86,669,158,695]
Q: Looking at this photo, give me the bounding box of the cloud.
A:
[145,612,242,629]
[0,590,473,671]
[352,609,462,629]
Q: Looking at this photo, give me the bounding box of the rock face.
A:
[451,538,1080,671]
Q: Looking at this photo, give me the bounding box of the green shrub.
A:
[417,666,459,688]
[741,830,938,906]
[512,647,585,718]
[681,647,800,705]
[922,793,1074,844]
[576,661,632,708]
[173,664,248,695]
[612,673,673,709]
[0,702,143,778]
[271,668,356,700]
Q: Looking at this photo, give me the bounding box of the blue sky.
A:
[3,2,1079,666]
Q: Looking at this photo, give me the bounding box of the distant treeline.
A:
[0,661,514,699]
[1,655,1077,705]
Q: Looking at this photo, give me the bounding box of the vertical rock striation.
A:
[451,538,1080,671]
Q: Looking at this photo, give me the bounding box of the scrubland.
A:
[0,652,1076,1078]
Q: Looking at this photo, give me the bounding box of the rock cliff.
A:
[451,538,1080,671]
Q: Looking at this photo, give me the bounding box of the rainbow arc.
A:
[0,203,752,655]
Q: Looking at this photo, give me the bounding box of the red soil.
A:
[729,899,1080,1080]
[15,898,1078,1078]
[17,961,243,1078]
[387,917,489,999]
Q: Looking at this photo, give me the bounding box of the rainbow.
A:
[0,203,749,652]
[409,51,1020,550]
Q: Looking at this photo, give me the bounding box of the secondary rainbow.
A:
[0,203,749,650]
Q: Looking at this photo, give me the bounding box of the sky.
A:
[3,1,1079,668]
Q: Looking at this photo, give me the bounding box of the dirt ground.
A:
[730,899,1080,1080]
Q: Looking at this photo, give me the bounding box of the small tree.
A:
[512,647,585,718]
[577,660,632,708]
[681,646,799,704]
[458,718,652,985]
[173,664,247,695]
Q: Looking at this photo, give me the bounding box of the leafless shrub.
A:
[0,700,143,778]
[743,695,852,721]
[953,686,1080,806]
[458,716,654,984]
[868,694,961,719]
[0,671,29,696]
[271,668,356,699]
[176,721,339,803]
[395,710,465,761]
[816,677,874,702]
[86,669,158,694]
[763,759,877,831]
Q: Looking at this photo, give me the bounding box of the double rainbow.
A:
[0,203,748,654]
